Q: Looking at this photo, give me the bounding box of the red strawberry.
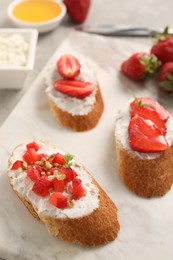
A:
[49,192,67,209]
[11,160,23,170]
[32,176,52,197]
[151,27,173,64]
[53,79,94,99]
[133,106,167,135]
[23,148,42,165]
[159,62,173,93]
[26,165,42,182]
[26,142,40,151]
[72,178,85,199]
[63,0,91,24]
[58,167,77,182]
[129,115,168,153]
[52,153,66,165]
[52,179,65,192]
[57,55,81,79]
[130,97,169,122]
[121,52,160,81]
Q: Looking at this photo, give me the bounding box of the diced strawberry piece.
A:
[129,115,168,153]
[11,160,23,170]
[53,79,94,99]
[26,166,42,182]
[32,176,52,197]
[72,178,85,200]
[52,178,65,192]
[130,97,169,122]
[58,167,77,182]
[23,148,42,165]
[57,55,81,79]
[134,106,167,135]
[52,153,66,165]
[49,192,68,209]
[26,142,40,151]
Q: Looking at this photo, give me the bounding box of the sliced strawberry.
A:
[32,176,52,197]
[134,106,167,135]
[49,192,67,209]
[26,142,40,151]
[129,115,168,153]
[23,148,42,165]
[52,153,66,165]
[57,55,81,79]
[130,97,169,122]
[26,165,42,182]
[58,167,77,182]
[72,178,85,200]
[53,79,94,99]
[11,160,23,170]
[52,178,65,192]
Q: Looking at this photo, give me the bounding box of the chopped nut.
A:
[68,199,75,208]
[48,175,55,181]
[41,171,46,175]
[45,161,52,169]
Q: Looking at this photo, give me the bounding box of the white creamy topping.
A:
[0,34,29,67]
[8,142,99,219]
[115,106,173,159]
[45,59,97,115]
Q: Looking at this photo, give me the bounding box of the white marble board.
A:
[0,31,173,260]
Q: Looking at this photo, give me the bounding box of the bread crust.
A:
[46,86,104,131]
[115,138,173,198]
[8,144,119,247]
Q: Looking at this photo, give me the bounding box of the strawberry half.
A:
[121,52,160,81]
[133,106,167,135]
[129,115,168,153]
[57,55,81,79]
[130,97,169,122]
[53,79,94,99]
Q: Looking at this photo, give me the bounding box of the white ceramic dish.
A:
[0,28,38,89]
[7,0,67,33]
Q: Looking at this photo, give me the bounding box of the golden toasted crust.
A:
[8,144,119,247]
[46,86,104,131]
[115,138,173,198]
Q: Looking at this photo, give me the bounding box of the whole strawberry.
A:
[121,52,160,81]
[151,27,173,64]
[63,0,91,23]
[159,62,173,93]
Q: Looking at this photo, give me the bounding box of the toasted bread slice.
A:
[45,58,104,131]
[8,141,119,246]
[115,107,173,198]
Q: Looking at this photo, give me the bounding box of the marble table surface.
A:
[1,29,173,260]
[1,1,173,260]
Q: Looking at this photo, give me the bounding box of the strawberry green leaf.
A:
[160,80,173,91]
